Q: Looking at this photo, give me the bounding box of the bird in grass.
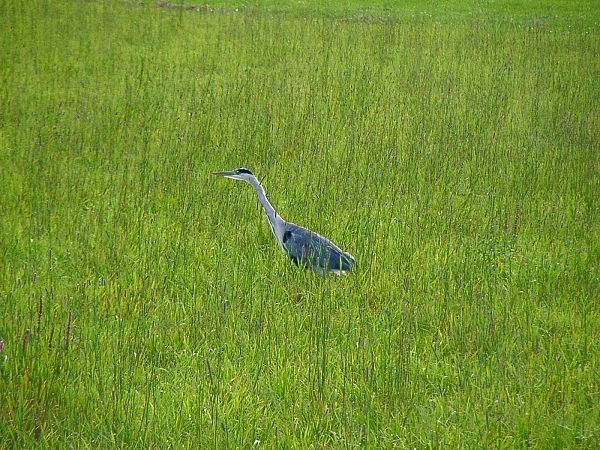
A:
[211,168,357,276]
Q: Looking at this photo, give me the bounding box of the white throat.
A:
[247,176,286,248]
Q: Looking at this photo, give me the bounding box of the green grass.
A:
[156,0,600,28]
[1,0,599,447]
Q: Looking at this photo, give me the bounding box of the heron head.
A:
[210,167,254,181]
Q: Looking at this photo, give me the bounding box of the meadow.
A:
[0,0,599,447]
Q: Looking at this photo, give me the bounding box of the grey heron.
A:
[211,168,357,275]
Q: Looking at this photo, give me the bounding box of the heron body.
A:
[211,168,357,275]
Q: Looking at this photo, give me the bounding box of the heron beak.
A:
[211,170,239,179]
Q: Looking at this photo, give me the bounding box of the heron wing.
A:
[282,224,356,273]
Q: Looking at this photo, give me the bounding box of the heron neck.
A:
[248,177,284,227]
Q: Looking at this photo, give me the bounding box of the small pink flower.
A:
[0,339,4,352]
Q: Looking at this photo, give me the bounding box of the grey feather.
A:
[282,224,356,275]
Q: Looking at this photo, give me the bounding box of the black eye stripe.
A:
[236,168,253,175]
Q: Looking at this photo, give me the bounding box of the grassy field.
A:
[152,0,600,28]
[1,0,599,447]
